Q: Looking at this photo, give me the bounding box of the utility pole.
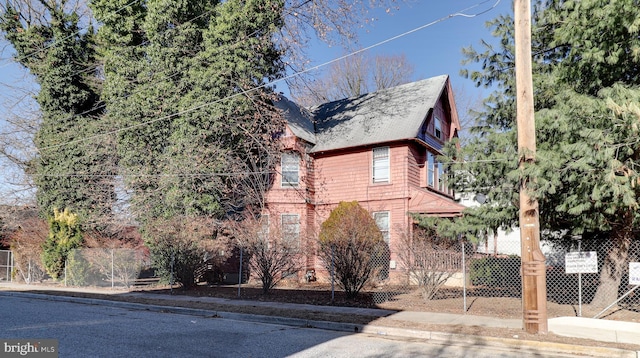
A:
[514,0,548,334]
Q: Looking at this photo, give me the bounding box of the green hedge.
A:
[469,255,521,288]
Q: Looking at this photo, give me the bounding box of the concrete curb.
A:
[2,291,638,358]
[358,325,638,358]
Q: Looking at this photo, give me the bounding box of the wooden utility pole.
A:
[514,0,548,334]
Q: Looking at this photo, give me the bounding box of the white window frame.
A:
[373,211,390,244]
[281,152,300,188]
[434,116,442,140]
[438,162,446,192]
[372,147,390,183]
[281,214,300,246]
[427,152,435,188]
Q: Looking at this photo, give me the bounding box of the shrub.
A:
[65,249,92,286]
[41,208,83,280]
[231,216,302,294]
[396,226,462,300]
[1,215,48,283]
[145,216,230,290]
[318,201,386,299]
[469,255,521,288]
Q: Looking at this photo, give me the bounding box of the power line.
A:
[3,5,273,128]
[39,0,504,153]
[0,0,141,70]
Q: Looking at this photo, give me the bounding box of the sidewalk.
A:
[1,282,639,358]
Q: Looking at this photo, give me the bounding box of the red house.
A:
[267,75,465,280]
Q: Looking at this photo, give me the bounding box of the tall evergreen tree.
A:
[91,0,284,225]
[0,2,117,225]
[446,0,640,306]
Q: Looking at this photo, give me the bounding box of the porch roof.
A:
[408,187,465,217]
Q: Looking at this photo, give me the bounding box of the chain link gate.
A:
[0,250,13,282]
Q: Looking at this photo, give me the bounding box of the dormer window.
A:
[434,116,442,140]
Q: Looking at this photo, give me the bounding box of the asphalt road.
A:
[1,295,577,357]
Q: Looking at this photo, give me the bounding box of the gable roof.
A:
[274,96,317,144]
[308,75,450,153]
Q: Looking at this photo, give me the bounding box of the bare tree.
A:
[450,84,484,144]
[230,215,303,294]
[290,52,415,107]
[396,226,466,300]
[145,216,232,290]
[0,206,47,283]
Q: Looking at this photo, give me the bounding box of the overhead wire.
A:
[38,0,504,155]
[1,0,505,183]
[0,0,142,69]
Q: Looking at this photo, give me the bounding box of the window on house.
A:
[434,116,442,140]
[427,152,451,194]
[438,162,446,192]
[281,152,300,187]
[372,147,390,183]
[258,214,269,240]
[281,214,300,245]
[373,211,390,244]
[427,152,435,188]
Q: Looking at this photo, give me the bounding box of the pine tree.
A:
[41,208,83,280]
[0,3,117,225]
[92,0,285,226]
[448,0,640,305]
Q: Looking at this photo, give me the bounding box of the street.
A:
[1,294,575,357]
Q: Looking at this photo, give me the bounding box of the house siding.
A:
[262,76,464,282]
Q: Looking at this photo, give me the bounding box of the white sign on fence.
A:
[565,251,598,274]
[630,262,640,285]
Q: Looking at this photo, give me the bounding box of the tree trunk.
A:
[590,224,632,308]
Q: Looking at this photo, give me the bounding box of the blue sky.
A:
[0,0,512,202]
[278,0,512,105]
[0,1,513,125]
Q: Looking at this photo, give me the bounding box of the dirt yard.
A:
[147,281,639,321]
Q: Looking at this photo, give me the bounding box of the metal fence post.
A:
[170,250,175,295]
[331,245,335,302]
[461,236,467,313]
[111,249,115,289]
[238,247,243,298]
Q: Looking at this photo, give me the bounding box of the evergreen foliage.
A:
[443,0,640,305]
[92,0,285,224]
[41,208,83,280]
[0,3,117,225]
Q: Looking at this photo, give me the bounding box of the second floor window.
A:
[281,152,300,188]
[372,147,390,183]
[427,151,453,195]
[427,152,435,187]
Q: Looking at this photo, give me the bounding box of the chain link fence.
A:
[0,250,13,282]
[4,231,639,321]
[61,248,150,289]
[361,232,640,318]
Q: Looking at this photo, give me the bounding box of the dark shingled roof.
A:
[278,75,449,153]
[274,96,317,144]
